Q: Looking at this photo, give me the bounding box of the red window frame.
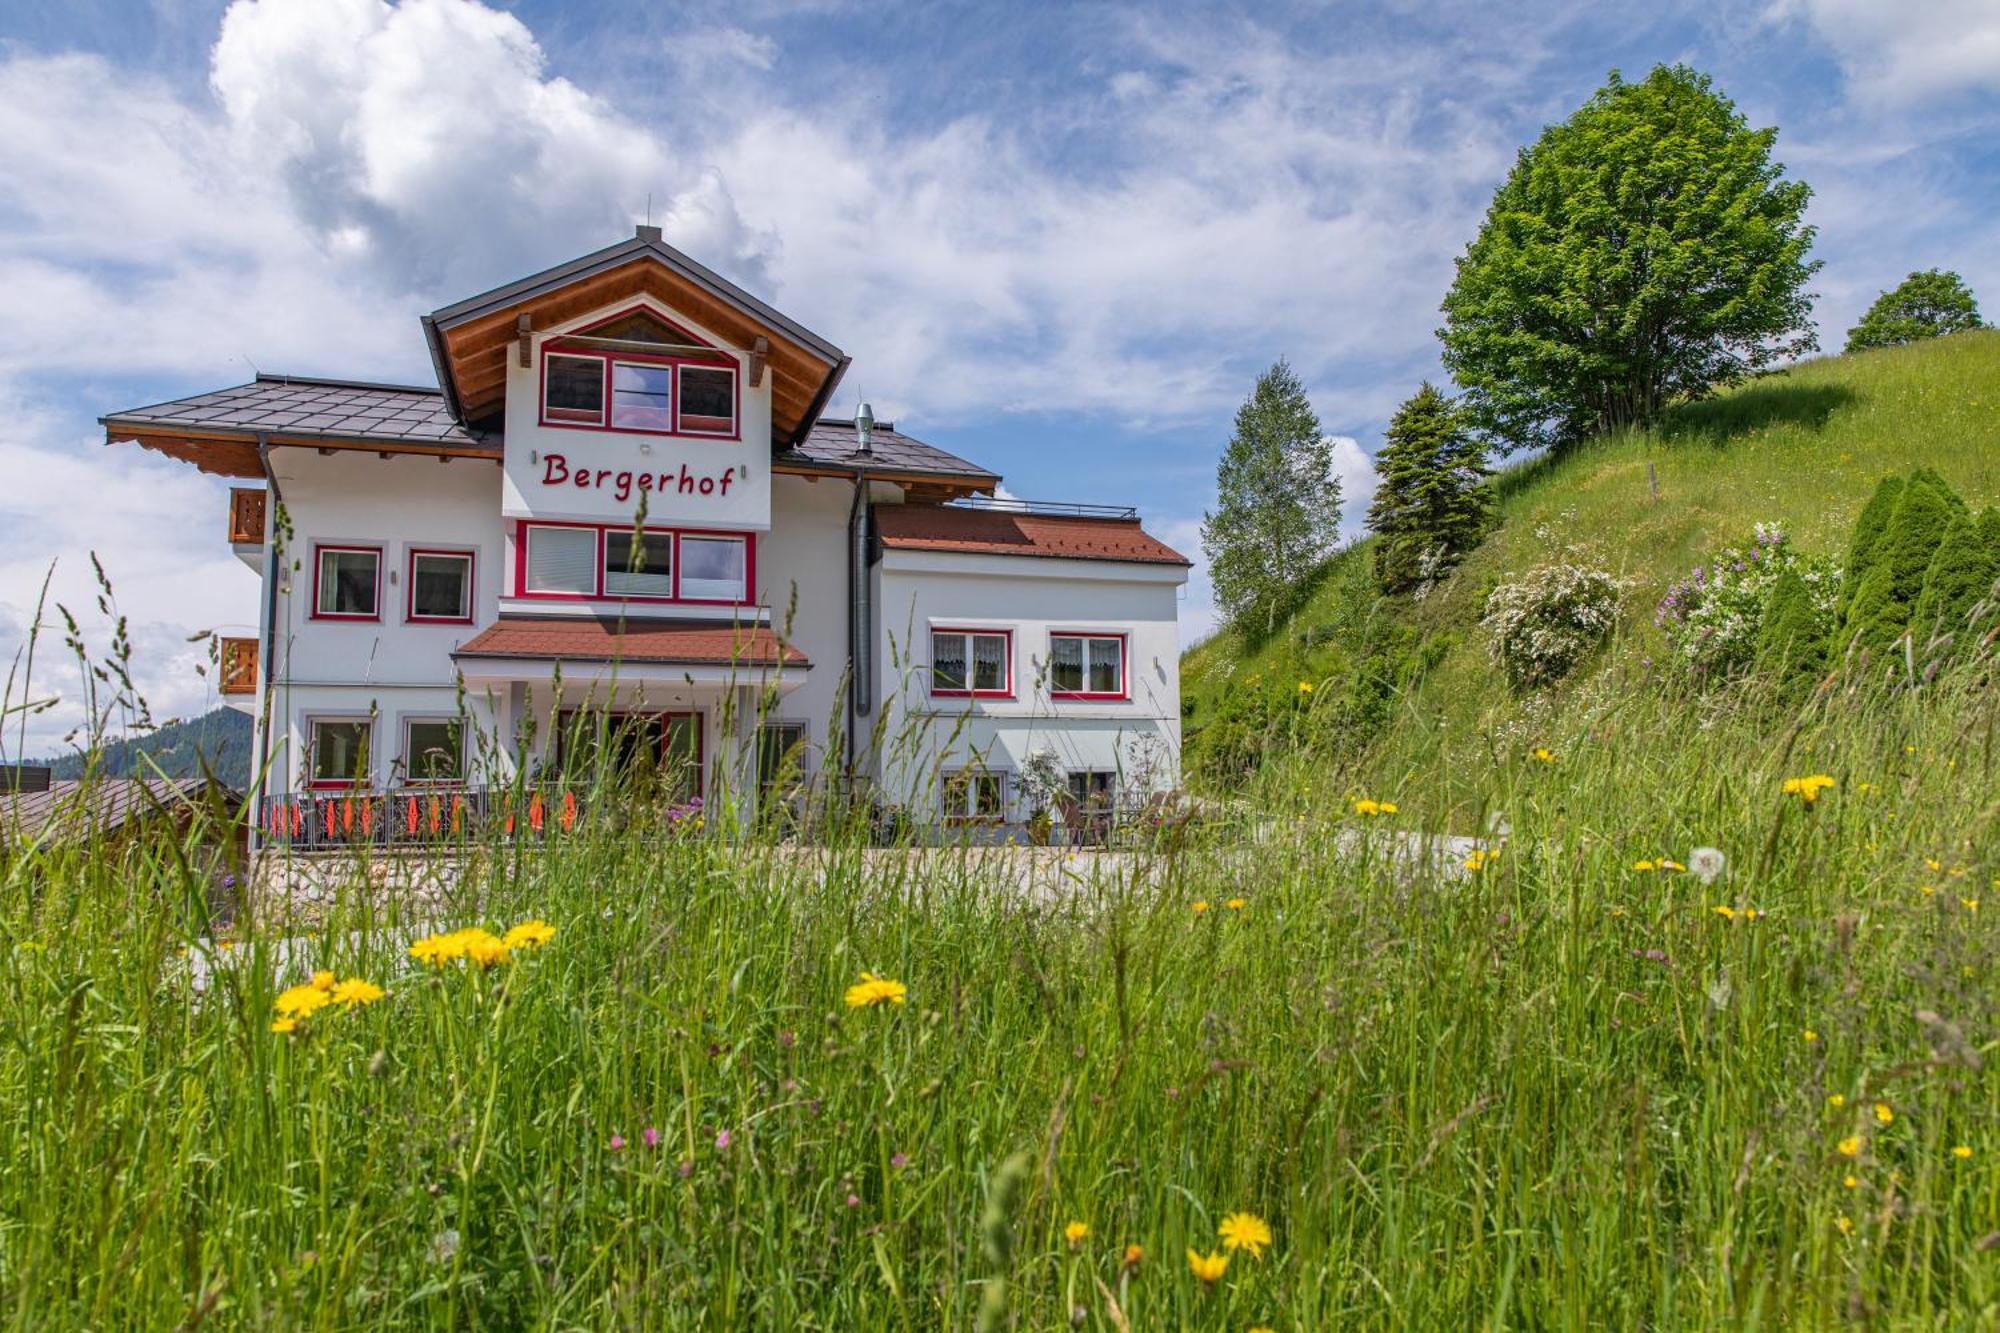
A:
[536,305,741,441]
[310,544,384,622]
[929,627,1015,699]
[306,715,374,791]
[1048,631,1130,701]
[406,547,477,625]
[513,521,756,607]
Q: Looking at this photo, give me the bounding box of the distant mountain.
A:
[36,707,255,790]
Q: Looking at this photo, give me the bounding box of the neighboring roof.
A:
[453,617,808,667]
[873,503,1192,566]
[423,228,848,447]
[101,375,496,479]
[0,777,234,845]
[777,418,1001,487]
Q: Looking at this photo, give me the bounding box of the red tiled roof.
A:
[874,504,1190,566]
[453,617,806,666]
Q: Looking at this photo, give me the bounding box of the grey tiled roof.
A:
[1,778,233,846]
[102,375,493,450]
[779,419,998,483]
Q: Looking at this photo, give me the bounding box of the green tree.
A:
[1756,568,1828,687]
[1912,509,1999,654]
[1202,360,1342,635]
[1439,65,1819,453]
[1842,469,1966,655]
[1366,383,1490,594]
[1838,474,1905,620]
[1844,270,1983,354]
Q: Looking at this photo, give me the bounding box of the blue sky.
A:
[3,0,1998,751]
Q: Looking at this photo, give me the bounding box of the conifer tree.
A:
[1366,384,1490,594]
[1841,469,1966,654]
[1912,509,2000,654]
[1757,567,1828,686]
[1839,473,1904,620]
[1202,361,1342,635]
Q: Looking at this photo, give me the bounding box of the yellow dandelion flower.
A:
[1803,1029,1819,1043]
[1353,798,1397,816]
[1925,858,1942,872]
[1634,859,1658,872]
[1712,905,1737,920]
[311,970,335,992]
[1838,1136,1862,1158]
[1218,1212,1272,1258]
[1464,847,1499,872]
[1827,1094,1846,1108]
[1531,747,1556,763]
[270,1016,297,1034]
[1842,1173,1858,1189]
[1960,897,1979,914]
[844,971,907,1009]
[1224,897,1247,911]
[1064,1220,1090,1246]
[1187,1249,1229,1284]
[1874,1102,1893,1126]
[330,978,385,1008]
[503,919,557,950]
[1951,1144,1973,1160]
[1191,900,1211,913]
[275,983,333,1019]
[460,929,513,967]
[1782,774,1836,803]
[1297,680,1314,694]
[1920,884,1938,897]
[1660,859,1686,872]
[1835,1214,1853,1236]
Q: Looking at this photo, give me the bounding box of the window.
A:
[543,353,604,424]
[610,362,673,431]
[678,365,736,435]
[1067,770,1116,813]
[942,767,1007,821]
[1050,634,1126,698]
[314,546,381,619]
[408,550,473,622]
[931,629,1011,697]
[403,719,463,784]
[604,530,674,597]
[524,525,599,595]
[310,719,371,787]
[679,534,747,601]
[556,710,703,799]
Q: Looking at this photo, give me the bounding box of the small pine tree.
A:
[1367,384,1490,594]
[1841,469,1966,654]
[1844,269,1984,354]
[1839,474,1905,619]
[1757,567,1827,686]
[1202,361,1342,636]
[1912,509,2000,654]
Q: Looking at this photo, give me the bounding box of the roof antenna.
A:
[856,401,874,455]
[242,352,262,381]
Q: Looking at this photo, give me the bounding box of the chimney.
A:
[635,224,663,244]
[855,402,874,455]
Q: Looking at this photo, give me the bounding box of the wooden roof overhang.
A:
[98,423,498,480]
[422,233,849,448]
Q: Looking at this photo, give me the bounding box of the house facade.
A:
[103,229,1188,843]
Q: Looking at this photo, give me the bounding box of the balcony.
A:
[219,636,258,705]
[228,487,266,570]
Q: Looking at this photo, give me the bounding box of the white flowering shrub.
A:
[1655,524,1839,679]
[1482,554,1624,689]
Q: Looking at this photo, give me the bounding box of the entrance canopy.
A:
[452,615,808,691]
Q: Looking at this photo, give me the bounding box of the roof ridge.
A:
[255,372,441,395]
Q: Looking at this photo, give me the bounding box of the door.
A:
[557,710,704,802]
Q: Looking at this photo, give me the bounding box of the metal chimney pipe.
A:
[856,402,874,455]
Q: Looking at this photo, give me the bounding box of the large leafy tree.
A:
[1202,360,1342,635]
[1440,65,1820,453]
[1366,383,1490,594]
[1844,269,1983,354]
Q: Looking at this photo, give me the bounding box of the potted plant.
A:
[1019,747,1065,847]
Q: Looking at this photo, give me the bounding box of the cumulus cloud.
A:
[1771,0,2000,104]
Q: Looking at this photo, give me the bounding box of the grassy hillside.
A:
[1183,329,2000,807]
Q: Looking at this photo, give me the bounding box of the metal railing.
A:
[258,785,703,850]
[947,495,1139,520]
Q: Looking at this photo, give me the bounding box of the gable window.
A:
[402,718,463,784]
[543,354,605,424]
[610,362,673,431]
[942,767,1007,822]
[408,550,473,622]
[1049,633,1127,699]
[678,366,736,435]
[679,534,747,601]
[931,628,1011,697]
[604,530,674,597]
[524,525,599,595]
[314,545,381,620]
[309,718,372,788]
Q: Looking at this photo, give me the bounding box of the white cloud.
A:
[1771,0,2000,104]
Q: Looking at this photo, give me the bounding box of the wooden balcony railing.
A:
[227,487,266,545]
[219,636,259,696]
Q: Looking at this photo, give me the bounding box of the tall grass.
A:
[2,658,1995,1328]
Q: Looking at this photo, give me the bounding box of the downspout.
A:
[255,435,284,855]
